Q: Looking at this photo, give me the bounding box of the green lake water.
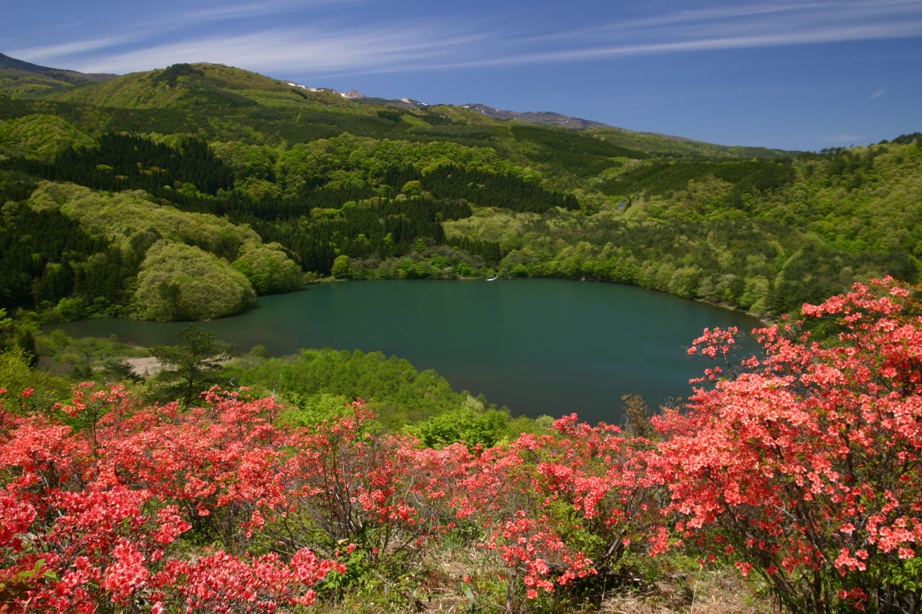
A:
[54,279,764,423]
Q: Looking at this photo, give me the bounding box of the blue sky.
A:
[5,0,922,151]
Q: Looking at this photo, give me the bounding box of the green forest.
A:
[0,62,918,326]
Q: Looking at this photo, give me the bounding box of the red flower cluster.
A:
[650,278,922,611]
[0,388,344,611]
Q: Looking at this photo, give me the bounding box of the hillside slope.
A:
[34,61,784,159]
[0,59,918,322]
[0,52,116,96]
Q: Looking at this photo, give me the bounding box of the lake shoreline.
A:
[49,278,764,422]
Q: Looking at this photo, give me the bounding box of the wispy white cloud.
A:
[481,0,922,67]
[67,24,489,76]
[872,89,886,98]
[10,0,922,77]
[183,0,372,24]
[8,0,378,69]
[11,33,152,64]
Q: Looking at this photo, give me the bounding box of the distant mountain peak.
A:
[0,52,117,85]
[461,103,611,129]
[0,52,47,72]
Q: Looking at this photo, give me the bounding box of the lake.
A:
[53,279,764,423]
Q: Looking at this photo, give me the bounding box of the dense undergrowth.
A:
[2,279,921,612]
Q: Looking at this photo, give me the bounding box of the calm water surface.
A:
[54,280,763,422]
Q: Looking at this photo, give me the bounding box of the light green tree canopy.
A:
[330,254,352,279]
[232,241,303,294]
[134,240,255,321]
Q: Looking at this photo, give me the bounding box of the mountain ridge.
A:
[0,54,740,148]
[0,52,118,83]
[461,103,611,130]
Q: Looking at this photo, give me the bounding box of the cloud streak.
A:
[182,0,372,25]
[10,0,922,77]
[479,0,922,67]
[62,24,489,76]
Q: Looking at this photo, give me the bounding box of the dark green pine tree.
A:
[150,326,235,405]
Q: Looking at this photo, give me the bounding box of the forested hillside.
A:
[0,62,919,323]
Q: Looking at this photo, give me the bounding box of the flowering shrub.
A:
[264,402,465,572]
[651,279,922,612]
[153,548,344,612]
[0,386,345,611]
[452,413,660,609]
